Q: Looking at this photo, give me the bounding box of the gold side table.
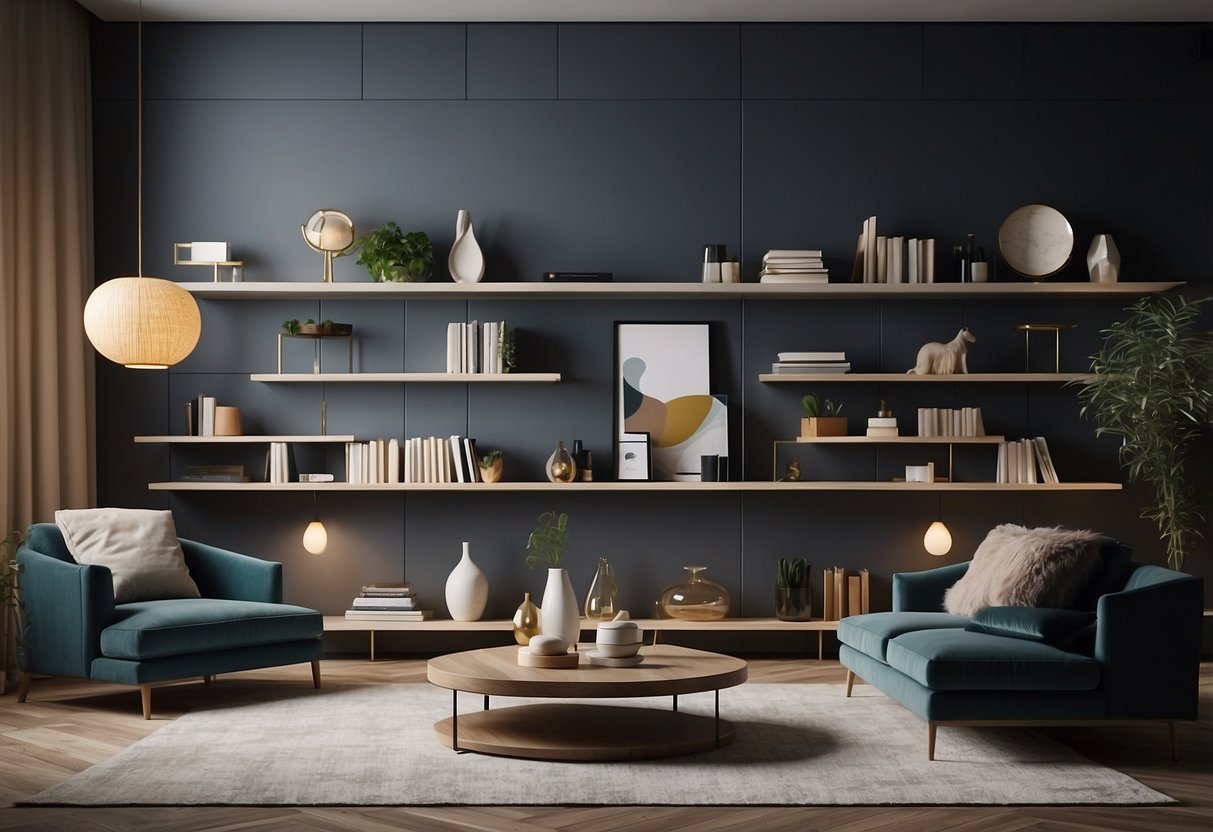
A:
[1014,323,1076,372]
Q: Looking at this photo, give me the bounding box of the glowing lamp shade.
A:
[83,277,202,369]
[303,520,328,555]
[923,520,953,557]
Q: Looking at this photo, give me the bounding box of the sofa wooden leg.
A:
[311,660,322,690]
[140,685,152,720]
[203,675,213,685]
[1169,721,1178,762]
[16,672,32,703]
[928,722,937,761]
[845,670,855,698]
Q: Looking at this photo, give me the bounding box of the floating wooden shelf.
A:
[183,281,1183,301]
[793,435,1005,444]
[149,480,1121,492]
[249,372,561,383]
[759,372,1095,383]
[134,435,356,444]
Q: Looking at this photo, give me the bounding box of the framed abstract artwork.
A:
[615,322,728,481]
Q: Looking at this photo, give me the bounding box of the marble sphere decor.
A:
[997,204,1074,280]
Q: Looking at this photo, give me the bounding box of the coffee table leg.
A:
[451,690,459,752]
[672,694,678,712]
[715,689,720,748]
[484,695,490,711]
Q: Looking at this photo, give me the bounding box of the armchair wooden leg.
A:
[311,660,322,690]
[16,672,32,703]
[140,685,152,720]
[928,722,938,761]
[1169,721,1178,762]
[845,670,855,698]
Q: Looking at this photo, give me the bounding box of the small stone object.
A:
[529,634,569,656]
[907,327,976,375]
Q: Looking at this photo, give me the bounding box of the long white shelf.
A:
[249,372,561,383]
[792,435,1005,444]
[134,435,356,444]
[149,481,1121,492]
[184,281,1183,301]
[760,372,1094,383]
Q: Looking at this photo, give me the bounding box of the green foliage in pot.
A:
[1074,294,1213,570]
[499,322,517,373]
[802,394,842,418]
[282,318,335,335]
[479,448,503,468]
[525,510,570,569]
[776,557,807,589]
[343,221,433,282]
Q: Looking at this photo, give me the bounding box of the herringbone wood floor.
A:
[1,654,1209,832]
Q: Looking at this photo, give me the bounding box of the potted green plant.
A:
[341,221,433,282]
[1075,294,1213,570]
[282,318,352,337]
[775,557,811,621]
[525,511,580,646]
[800,394,846,438]
[478,448,503,483]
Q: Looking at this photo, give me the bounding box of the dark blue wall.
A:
[91,22,1213,643]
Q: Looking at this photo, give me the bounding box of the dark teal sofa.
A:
[839,543,1204,760]
[16,523,323,718]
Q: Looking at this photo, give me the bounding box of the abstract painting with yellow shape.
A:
[616,323,728,480]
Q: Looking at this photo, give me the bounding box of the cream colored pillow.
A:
[943,524,1104,617]
[55,508,201,604]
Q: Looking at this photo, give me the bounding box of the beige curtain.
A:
[0,0,96,694]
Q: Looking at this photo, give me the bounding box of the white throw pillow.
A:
[943,524,1104,617]
[55,508,201,604]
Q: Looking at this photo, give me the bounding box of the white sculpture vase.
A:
[444,541,488,621]
[448,209,485,284]
[540,567,580,647]
[1086,233,1120,283]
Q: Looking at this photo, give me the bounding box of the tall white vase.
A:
[540,567,580,646]
[445,541,488,621]
[448,209,485,284]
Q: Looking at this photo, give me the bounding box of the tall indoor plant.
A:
[1075,294,1213,570]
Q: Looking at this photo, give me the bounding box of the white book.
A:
[1033,436,1059,483]
[1022,439,1038,484]
[952,410,961,437]
[863,217,876,283]
[270,443,280,483]
[201,396,216,436]
[378,438,387,483]
[777,351,847,362]
[469,320,479,374]
[361,442,369,484]
[451,435,466,483]
[439,438,450,483]
[446,323,461,373]
[388,438,400,483]
[1008,441,1020,484]
[975,408,985,436]
[917,408,927,437]
[350,596,418,609]
[463,438,481,483]
[907,239,918,283]
[765,249,823,259]
[997,442,1007,483]
[421,438,432,483]
[367,440,379,484]
[924,239,935,283]
[876,236,887,284]
[491,321,500,374]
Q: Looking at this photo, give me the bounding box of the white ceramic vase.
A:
[444,541,488,621]
[448,209,485,284]
[1086,233,1120,283]
[540,567,580,646]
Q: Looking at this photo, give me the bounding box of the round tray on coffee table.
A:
[426,644,748,761]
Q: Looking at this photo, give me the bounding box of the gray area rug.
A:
[25,683,1171,806]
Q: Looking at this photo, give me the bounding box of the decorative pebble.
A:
[529,634,569,656]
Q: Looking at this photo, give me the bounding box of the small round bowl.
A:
[593,641,642,658]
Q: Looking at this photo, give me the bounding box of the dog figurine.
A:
[908,327,976,375]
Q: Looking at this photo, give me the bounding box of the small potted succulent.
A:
[478,448,503,483]
[282,318,352,337]
[800,393,846,438]
[775,556,811,621]
[342,221,433,283]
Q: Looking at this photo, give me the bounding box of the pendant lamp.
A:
[83,0,201,369]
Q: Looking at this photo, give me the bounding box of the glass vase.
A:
[660,565,730,621]
[546,440,577,483]
[775,586,812,621]
[512,592,541,645]
[583,556,620,619]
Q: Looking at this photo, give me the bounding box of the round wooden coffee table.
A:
[426,644,748,761]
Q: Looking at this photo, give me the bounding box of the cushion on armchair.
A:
[943,524,1105,617]
[55,508,200,604]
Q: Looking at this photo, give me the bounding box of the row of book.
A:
[758,249,829,284]
[345,582,433,621]
[852,217,937,284]
[917,407,986,438]
[446,320,510,374]
[185,395,218,436]
[346,436,486,484]
[770,350,850,374]
[267,442,293,484]
[822,566,870,620]
[181,464,249,483]
[997,437,1060,484]
[866,416,898,437]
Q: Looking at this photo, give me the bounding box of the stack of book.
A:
[345,582,433,621]
[997,437,1059,484]
[345,436,485,484]
[851,216,936,284]
[917,407,986,437]
[446,320,511,374]
[181,464,248,483]
[758,249,829,283]
[822,567,869,620]
[185,395,217,436]
[266,442,295,483]
[866,415,899,437]
[770,351,850,374]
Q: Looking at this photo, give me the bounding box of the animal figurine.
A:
[907,327,976,375]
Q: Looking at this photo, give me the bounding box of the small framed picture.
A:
[617,432,652,481]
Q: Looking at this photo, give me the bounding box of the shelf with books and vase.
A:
[248,372,561,383]
[134,435,356,444]
[760,372,1095,383]
[182,280,1183,301]
[148,480,1121,493]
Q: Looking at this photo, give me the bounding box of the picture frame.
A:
[616,432,652,481]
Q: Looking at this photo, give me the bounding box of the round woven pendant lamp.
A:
[84,276,202,369]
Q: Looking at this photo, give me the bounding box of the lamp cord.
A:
[136,0,143,278]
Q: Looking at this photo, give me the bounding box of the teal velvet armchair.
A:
[16,523,323,718]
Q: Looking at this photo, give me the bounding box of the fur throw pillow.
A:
[943,524,1105,617]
